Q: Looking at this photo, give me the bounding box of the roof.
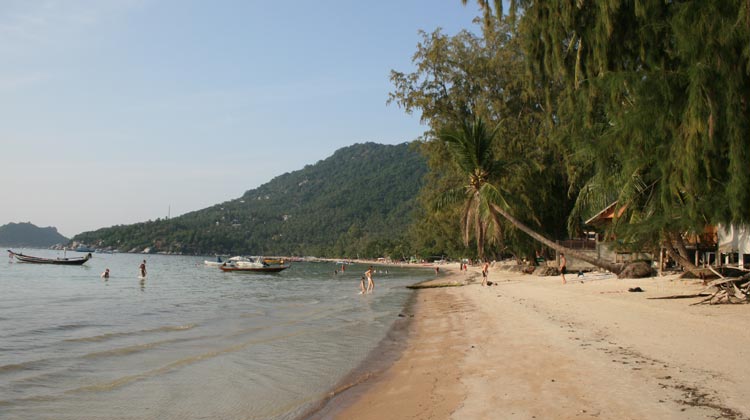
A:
[584,201,626,227]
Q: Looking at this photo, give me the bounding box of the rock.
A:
[618,261,655,279]
[533,266,559,276]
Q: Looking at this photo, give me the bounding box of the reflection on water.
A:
[0,251,430,419]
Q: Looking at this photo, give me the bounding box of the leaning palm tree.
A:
[440,116,624,274]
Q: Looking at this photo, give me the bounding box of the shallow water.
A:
[0,250,431,419]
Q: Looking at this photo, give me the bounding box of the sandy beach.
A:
[315,264,750,419]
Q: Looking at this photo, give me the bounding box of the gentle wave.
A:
[7,323,94,339]
[82,336,210,359]
[68,328,316,394]
[0,360,44,374]
[63,323,197,343]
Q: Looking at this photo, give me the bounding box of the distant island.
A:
[0,222,69,248]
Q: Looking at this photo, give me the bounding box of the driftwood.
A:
[690,271,750,305]
[648,293,713,300]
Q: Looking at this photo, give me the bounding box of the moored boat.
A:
[219,264,290,273]
[227,256,265,268]
[8,250,92,266]
[204,256,228,267]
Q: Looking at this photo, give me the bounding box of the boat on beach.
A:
[8,250,92,266]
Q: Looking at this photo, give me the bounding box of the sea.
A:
[0,250,432,420]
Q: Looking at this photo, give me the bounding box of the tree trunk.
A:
[664,243,698,272]
[664,232,698,271]
[491,204,623,274]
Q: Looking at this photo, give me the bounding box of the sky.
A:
[0,0,481,237]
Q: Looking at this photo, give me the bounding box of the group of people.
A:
[100,260,147,280]
[359,266,375,294]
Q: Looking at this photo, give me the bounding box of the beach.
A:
[321,264,750,419]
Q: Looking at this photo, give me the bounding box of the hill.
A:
[72,142,427,257]
[0,222,69,248]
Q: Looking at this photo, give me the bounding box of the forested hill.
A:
[72,142,427,257]
[0,222,69,247]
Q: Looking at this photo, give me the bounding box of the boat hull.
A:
[219,265,289,273]
[204,261,225,267]
[8,250,91,266]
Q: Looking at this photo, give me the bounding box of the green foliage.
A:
[389,18,574,260]
[517,0,750,252]
[72,143,427,258]
[0,222,68,247]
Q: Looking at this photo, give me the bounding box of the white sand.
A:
[332,265,750,419]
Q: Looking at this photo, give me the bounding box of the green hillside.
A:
[72,142,427,257]
[0,222,69,248]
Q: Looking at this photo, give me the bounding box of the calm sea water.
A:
[0,250,431,420]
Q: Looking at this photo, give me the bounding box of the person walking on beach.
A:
[365,266,375,293]
[559,253,567,285]
[481,261,489,286]
[139,260,147,278]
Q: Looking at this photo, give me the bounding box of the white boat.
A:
[204,256,228,267]
[230,256,265,268]
[206,256,266,269]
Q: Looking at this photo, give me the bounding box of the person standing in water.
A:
[359,276,366,294]
[139,260,147,278]
[365,266,375,293]
[101,268,110,279]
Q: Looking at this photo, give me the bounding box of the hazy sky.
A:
[1,0,480,237]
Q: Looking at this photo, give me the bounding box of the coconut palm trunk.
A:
[490,204,624,274]
[440,116,623,274]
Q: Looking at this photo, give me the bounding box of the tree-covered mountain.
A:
[0,222,69,247]
[72,142,427,257]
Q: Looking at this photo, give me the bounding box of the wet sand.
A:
[322,264,750,419]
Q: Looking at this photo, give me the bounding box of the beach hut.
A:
[717,225,750,267]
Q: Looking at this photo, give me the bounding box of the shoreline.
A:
[303,263,454,420]
[300,291,418,420]
[315,264,750,419]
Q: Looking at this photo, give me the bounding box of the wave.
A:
[82,336,209,359]
[63,323,196,343]
[67,328,322,394]
[0,360,45,374]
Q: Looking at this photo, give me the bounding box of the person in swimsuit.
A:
[560,253,567,285]
[139,260,147,278]
[101,268,110,279]
[365,266,374,293]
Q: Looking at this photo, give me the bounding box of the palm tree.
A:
[438,117,504,260]
[440,116,624,274]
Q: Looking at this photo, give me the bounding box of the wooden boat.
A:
[8,250,92,266]
[219,263,290,273]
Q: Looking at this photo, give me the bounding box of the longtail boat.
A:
[8,250,92,266]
